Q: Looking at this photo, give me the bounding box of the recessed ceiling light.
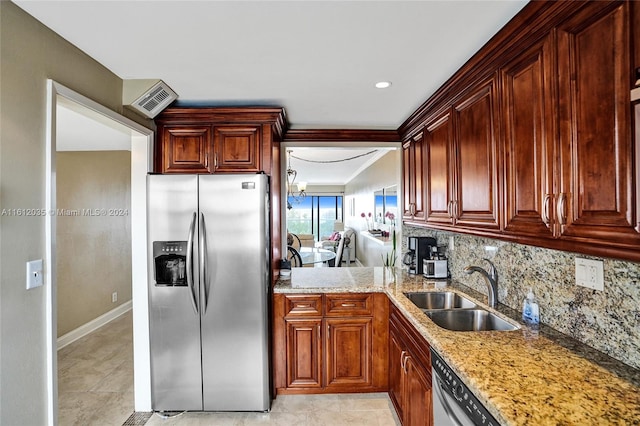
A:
[375,81,392,89]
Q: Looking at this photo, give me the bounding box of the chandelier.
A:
[286,150,306,210]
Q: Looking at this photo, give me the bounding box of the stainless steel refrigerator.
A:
[147,174,270,412]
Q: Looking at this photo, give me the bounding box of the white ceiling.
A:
[56,104,132,151]
[286,146,393,186]
[13,0,527,129]
[16,0,528,184]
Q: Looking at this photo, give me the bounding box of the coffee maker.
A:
[403,236,437,274]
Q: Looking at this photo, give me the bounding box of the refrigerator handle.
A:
[200,212,211,314]
[186,212,199,315]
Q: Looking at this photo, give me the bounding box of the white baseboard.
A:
[57,300,132,350]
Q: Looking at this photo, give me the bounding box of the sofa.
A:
[319,227,356,265]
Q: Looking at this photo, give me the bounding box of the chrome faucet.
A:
[464,258,499,308]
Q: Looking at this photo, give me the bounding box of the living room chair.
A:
[287,246,302,267]
[332,235,346,268]
[287,233,301,251]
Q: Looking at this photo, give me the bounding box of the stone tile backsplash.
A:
[402,225,640,370]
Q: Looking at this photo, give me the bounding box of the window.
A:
[287,195,343,241]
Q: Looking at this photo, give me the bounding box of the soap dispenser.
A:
[522,288,540,326]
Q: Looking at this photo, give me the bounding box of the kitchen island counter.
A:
[274,267,640,425]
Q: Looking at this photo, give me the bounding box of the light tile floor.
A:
[58,310,400,426]
[145,393,400,426]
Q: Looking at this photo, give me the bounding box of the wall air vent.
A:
[124,80,178,119]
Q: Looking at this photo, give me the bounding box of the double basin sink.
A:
[405,291,519,332]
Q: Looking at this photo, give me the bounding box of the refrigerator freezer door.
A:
[147,175,203,411]
[199,174,270,411]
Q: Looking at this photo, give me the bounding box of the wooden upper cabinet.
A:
[420,78,500,231]
[556,2,639,248]
[451,77,500,230]
[501,34,556,238]
[399,1,640,261]
[161,126,212,173]
[154,107,286,175]
[402,141,412,219]
[424,112,454,226]
[402,134,425,221]
[213,125,261,172]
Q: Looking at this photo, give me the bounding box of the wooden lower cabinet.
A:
[273,293,389,394]
[389,305,433,426]
[404,356,433,426]
[388,331,406,420]
[325,317,372,388]
[285,318,322,389]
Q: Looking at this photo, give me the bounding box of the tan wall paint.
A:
[56,151,132,337]
[0,3,150,424]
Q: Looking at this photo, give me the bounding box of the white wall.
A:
[344,150,401,266]
[0,4,150,424]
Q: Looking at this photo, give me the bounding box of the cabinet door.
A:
[425,112,454,226]
[404,356,433,426]
[325,318,372,389]
[161,126,212,173]
[402,140,413,220]
[556,2,639,247]
[402,134,425,221]
[285,318,322,389]
[388,329,406,422]
[452,78,500,230]
[501,34,556,237]
[213,125,261,172]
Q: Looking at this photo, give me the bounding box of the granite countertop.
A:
[274,267,640,425]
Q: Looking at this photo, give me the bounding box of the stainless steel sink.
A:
[425,309,520,332]
[404,292,477,310]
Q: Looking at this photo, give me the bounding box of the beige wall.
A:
[56,151,132,336]
[344,150,401,266]
[0,3,150,424]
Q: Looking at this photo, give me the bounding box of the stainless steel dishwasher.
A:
[431,349,501,426]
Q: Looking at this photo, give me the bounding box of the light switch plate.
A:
[26,259,43,290]
[575,257,604,291]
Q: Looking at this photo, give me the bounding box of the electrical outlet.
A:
[484,245,498,256]
[26,259,44,290]
[112,292,118,303]
[448,236,455,251]
[575,257,604,291]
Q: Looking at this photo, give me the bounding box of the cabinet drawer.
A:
[284,294,323,317]
[325,294,373,316]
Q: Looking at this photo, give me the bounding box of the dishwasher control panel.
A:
[431,349,500,426]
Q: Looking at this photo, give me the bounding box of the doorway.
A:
[280,143,402,267]
[45,80,153,424]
